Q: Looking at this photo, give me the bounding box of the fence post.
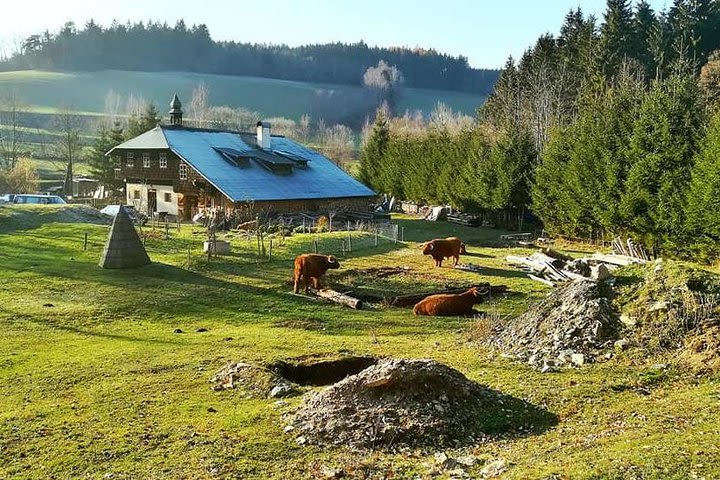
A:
[374,228,378,247]
[187,246,191,268]
[314,238,318,254]
[83,232,88,251]
[401,226,404,242]
[341,239,346,256]
[268,238,273,262]
[165,219,169,240]
[348,232,352,252]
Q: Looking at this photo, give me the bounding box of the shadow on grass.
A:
[474,266,528,280]
[475,387,559,440]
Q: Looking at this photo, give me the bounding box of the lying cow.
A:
[413,287,481,316]
[293,254,340,293]
[421,236,466,267]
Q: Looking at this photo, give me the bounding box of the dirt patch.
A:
[287,358,557,450]
[210,362,295,398]
[488,281,621,370]
[269,356,377,386]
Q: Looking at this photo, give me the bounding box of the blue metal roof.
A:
[161,127,375,202]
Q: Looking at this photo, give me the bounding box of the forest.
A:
[0,20,498,95]
[360,0,720,261]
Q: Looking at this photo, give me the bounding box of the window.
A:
[159,152,168,169]
[143,152,150,168]
[133,190,140,200]
[164,192,172,202]
[127,152,134,167]
[179,163,188,180]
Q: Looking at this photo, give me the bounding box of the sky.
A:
[0,0,670,69]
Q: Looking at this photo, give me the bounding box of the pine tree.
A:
[127,102,160,138]
[620,74,705,251]
[88,121,125,191]
[599,0,635,75]
[686,109,720,261]
[359,109,389,191]
[633,0,660,78]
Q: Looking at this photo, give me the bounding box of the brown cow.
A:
[293,254,340,293]
[421,236,466,267]
[413,287,481,316]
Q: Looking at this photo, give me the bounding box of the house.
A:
[107,94,376,221]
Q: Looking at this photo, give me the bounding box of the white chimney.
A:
[256,121,271,150]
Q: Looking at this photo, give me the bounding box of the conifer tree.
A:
[88,121,125,191]
[599,0,635,74]
[359,109,389,191]
[686,109,720,261]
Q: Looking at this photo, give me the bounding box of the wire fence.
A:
[78,220,405,269]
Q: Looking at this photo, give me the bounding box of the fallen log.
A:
[590,252,646,266]
[528,274,555,287]
[540,247,574,262]
[309,288,363,309]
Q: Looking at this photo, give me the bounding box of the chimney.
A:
[256,121,271,150]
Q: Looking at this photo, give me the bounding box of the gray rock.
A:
[614,339,629,350]
[480,459,506,478]
[269,384,293,398]
[591,264,612,281]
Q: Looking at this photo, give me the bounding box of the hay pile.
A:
[288,358,499,449]
[489,281,621,370]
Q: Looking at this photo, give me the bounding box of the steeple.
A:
[169,93,183,126]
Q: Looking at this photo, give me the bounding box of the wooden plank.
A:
[309,288,363,309]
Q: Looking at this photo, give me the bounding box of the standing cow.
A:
[293,254,340,293]
[421,237,466,267]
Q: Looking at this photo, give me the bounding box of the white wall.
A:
[126,183,178,216]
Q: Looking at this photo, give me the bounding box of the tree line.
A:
[2,20,498,95]
[360,0,720,261]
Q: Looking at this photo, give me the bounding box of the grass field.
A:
[0,206,719,479]
[0,70,486,120]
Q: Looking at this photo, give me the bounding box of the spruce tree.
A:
[359,110,389,191]
[599,0,635,74]
[127,103,160,138]
[88,121,125,191]
[633,0,659,78]
[686,109,720,261]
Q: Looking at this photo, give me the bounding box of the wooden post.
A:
[341,239,346,256]
[348,232,352,252]
[83,232,88,251]
[401,226,404,242]
[256,229,261,258]
[187,246,191,268]
[268,238,273,262]
[165,219,169,240]
[314,238,318,254]
[374,229,378,247]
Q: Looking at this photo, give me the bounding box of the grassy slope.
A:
[0,207,718,479]
[0,70,486,120]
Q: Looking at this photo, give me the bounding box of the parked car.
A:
[12,194,66,205]
[0,194,16,204]
[100,205,148,225]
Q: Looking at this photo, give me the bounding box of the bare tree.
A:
[0,92,25,170]
[189,82,210,128]
[103,89,123,126]
[54,109,83,196]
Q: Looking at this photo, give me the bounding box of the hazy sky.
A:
[1,0,669,68]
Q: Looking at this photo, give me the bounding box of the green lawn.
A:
[0,206,718,479]
[0,70,485,120]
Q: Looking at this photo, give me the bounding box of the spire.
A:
[169,93,183,126]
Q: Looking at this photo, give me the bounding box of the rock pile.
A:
[288,358,499,449]
[210,362,296,398]
[489,281,621,371]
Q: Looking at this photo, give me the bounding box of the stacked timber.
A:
[506,248,623,287]
[447,212,481,227]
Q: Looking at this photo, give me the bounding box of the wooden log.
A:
[590,252,646,266]
[309,288,363,309]
[539,247,574,262]
[528,274,555,287]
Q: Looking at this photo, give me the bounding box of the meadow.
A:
[0,206,718,479]
[0,70,486,120]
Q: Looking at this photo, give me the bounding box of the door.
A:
[147,189,157,214]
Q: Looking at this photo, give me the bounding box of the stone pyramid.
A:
[99,206,151,269]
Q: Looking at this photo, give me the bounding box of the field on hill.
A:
[1,205,719,479]
[0,70,486,120]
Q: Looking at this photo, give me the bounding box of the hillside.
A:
[0,70,486,122]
